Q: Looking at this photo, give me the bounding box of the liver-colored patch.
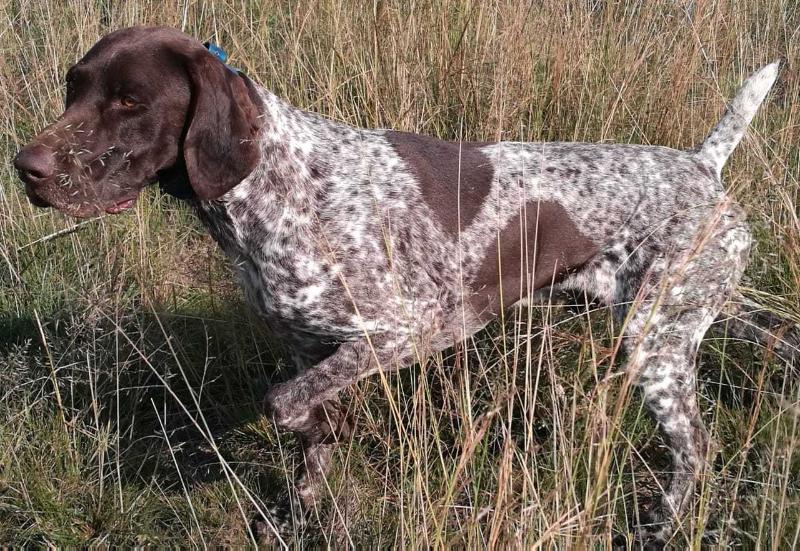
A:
[385,130,493,235]
[472,201,598,314]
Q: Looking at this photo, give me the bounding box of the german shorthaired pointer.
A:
[14,26,799,546]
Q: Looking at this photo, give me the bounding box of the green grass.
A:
[1,0,799,547]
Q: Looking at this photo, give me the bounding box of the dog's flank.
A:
[13,26,798,547]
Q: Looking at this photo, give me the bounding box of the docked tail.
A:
[696,61,780,176]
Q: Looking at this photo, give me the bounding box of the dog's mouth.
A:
[104,197,138,214]
[25,186,142,218]
[24,183,52,208]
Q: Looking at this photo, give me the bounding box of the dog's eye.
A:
[120,96,137,108]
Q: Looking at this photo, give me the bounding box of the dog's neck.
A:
[192,86,352,261]
[245,88,331,202]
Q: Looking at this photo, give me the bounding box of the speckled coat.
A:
[190,62,791,545]
[13,26,797,548]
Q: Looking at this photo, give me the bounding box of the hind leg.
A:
[622,214,751,546]
[625,306,714,546]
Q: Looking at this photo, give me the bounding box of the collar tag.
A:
[203,41,239,74]
[204,42,228,63]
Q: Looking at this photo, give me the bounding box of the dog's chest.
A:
[194,197,367,340]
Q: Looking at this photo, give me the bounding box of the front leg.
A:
[266,340,373,436]
[264,338,404,508]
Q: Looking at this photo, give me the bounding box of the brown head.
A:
[13,26,262,218]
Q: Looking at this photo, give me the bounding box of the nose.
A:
[14,144,55,184]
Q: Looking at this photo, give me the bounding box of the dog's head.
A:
[13,26,262,218]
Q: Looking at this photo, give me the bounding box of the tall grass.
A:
[1,0,799,547]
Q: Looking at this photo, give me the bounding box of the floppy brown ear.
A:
[183,52,261,200]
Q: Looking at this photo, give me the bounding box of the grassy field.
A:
[1,0,799,547]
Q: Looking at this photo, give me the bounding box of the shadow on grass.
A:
[0,303,294,511]
[0,298,783,545]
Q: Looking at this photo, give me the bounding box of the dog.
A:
[14,26,799,546]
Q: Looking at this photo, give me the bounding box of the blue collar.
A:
[203,41,239,74]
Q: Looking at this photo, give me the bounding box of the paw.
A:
[264,384,352,443]
[250,494,306,544]
[263,382,311,432]
[613,529,667,551]
[629,508,670,550]
[294,400,353,445]
[309,400,353,443]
